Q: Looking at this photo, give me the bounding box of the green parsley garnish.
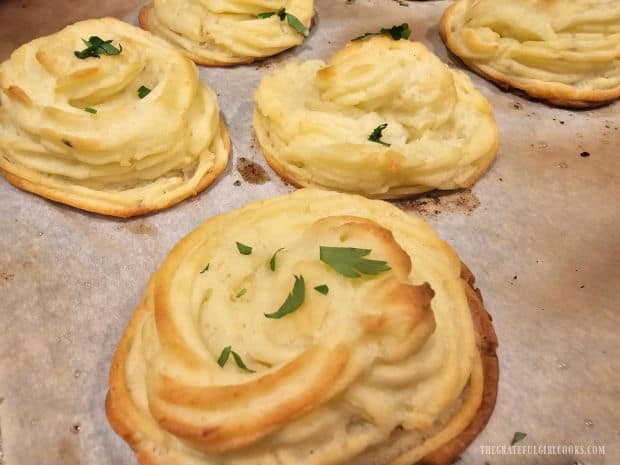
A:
[232,351,254,372]
[74,36,122,59]
[137,86,151,99]
[265,275,305,319]
[217,346,255,372]
[236,242,252,255]
[235,288,247,298]
[217,346,231,366]
[352,23,411,42]
[84,107,97,114]
[269,248,285,272]
[320,246,391,278]
[257,8,309,36]
[368,123,391,146]
[285,13,308,36]
[314,284,329,295]
[257,8,286,20]
[511,432,527,446]
[200,263,210,273]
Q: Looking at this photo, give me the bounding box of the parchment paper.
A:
[0,1,618,464]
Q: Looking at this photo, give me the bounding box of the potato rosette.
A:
[0,18,230,217]
[440,0,620,107]
[106,188,498,465]
[139,0,314,66]
[253,36,499,199]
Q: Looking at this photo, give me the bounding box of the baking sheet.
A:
[0,1,619,464]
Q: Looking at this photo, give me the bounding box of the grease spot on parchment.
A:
[0,421,4,465]
[56,331,73,345]
[58,437,80,465]
[120,220,158,237]
[236,157,270,184]
[393,189,480,218]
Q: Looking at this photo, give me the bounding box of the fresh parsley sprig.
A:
[269,248,285,271]
[257,8,286,20]
[236,242,252,255]
[257,8,309,36]
[352,23,411,42]
[320,247,391,278]
[511,432,527,446]
[74,36,122,59]
[265,275,305,318]
[217,346,255,372]
[368,123,391,147]
[138,86,151,99]
[314,284,329,295]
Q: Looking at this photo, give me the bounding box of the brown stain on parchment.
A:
[58,437,80,465]
[119,219,158,237]
[393,189,480,218]
[0,246,35,290]
[0,234,74,370]
[0,421,4,465]
[236,157,270,184]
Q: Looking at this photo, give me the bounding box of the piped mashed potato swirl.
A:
[253,36,499,199]
[0,18,230,217]
[140,0,314,65]
[106,188,498,465]
[440,0,620,107]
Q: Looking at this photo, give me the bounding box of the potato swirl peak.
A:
[440,0,620,107]
[106,189,498,465]
[140,0,314,66]
[253,36,499,199]
[0,18,230,217]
